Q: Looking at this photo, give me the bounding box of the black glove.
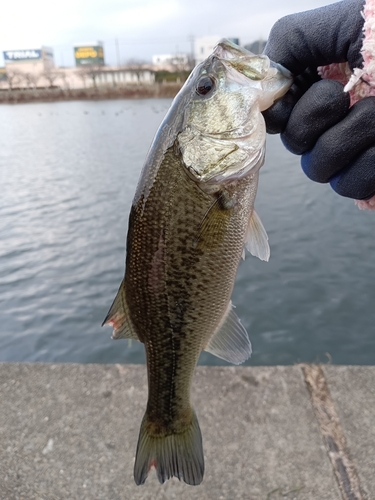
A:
[263,0,375,200]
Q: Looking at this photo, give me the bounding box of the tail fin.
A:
[134,411,204,486]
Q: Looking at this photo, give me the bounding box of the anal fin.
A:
[204,302,251,365]
[102,280,140,341]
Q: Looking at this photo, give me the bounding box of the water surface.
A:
[0,99,374,365]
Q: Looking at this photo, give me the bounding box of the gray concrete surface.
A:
[0,363,373,499]
[325,366,375,499]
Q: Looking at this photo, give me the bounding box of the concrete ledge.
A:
[0,363,373,499]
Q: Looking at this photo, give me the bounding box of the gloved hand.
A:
[263,0,375,201]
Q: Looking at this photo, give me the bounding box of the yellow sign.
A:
[74,46,104,65]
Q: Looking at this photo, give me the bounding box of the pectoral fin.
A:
[195,191,233,249]
[204,302,251,365]
[102,280,140,341]
[245,209,270,262]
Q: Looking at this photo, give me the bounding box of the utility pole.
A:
[188,34,195,69]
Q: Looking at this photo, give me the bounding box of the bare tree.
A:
[5,69,23,90]
[76,65,103,88]
[58,71,69,89]
[41,69,64,88]
[76,68,88,88]
[23,72,40,89]
[126,59,148,83]
[169,55,189,83]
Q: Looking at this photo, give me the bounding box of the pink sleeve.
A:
[318,0,375,209]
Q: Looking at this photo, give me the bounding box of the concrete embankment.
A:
[0,363,374,500]
[0,84,182,104]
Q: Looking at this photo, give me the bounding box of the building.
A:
[194,36,222,65]
[2,47,55,88]
[244,40,267,55]
[152,53,190,71]
[3,47,55,70]
[74,42,105,67]
[3,47,54,73]
[0,42,155,90]
[70,66,155,88]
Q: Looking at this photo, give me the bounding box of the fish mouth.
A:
[212,38,293,104]
[213,39,254,61]
[270,60,293,80]
[213,39,271,80]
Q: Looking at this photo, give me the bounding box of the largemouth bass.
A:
[103,39,292,486]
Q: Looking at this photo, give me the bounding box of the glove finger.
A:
[262,85,301,134]
[263,68,321,134]
[330,146,375,200]
[301,97,375,183]
[281,80,350,154]
[264,0,364,75]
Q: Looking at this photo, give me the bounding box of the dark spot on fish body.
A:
[173,138,181,156]
[195,283,206,291]
[145,413,172,436]
[146,405,194,436]
[147,357,191,425]
[216,190,236,210]
[175,245,189,254]
[200,277,212,285]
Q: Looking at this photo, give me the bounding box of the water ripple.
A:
[1,99,375,365]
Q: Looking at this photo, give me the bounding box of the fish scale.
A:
[126,144,243,419]
[103,38,292,485]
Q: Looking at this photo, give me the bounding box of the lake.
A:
[0,98,374,365]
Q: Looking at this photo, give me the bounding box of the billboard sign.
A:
[3,49,42,62]
[74,45,104,66]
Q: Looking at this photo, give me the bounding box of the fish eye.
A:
[196,76,215,96]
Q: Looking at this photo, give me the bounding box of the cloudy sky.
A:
[1,0,333,67]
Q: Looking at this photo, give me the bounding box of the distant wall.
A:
[0,83,183,104]
[0,66,156,91]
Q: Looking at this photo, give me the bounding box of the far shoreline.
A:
[0,83,183,105]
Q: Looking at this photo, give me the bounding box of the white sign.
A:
[4,50,42,61]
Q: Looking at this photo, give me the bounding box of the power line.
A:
[50,36,192,51]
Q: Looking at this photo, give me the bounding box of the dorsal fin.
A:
[204,302,251,365]
[102,280,140,341]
